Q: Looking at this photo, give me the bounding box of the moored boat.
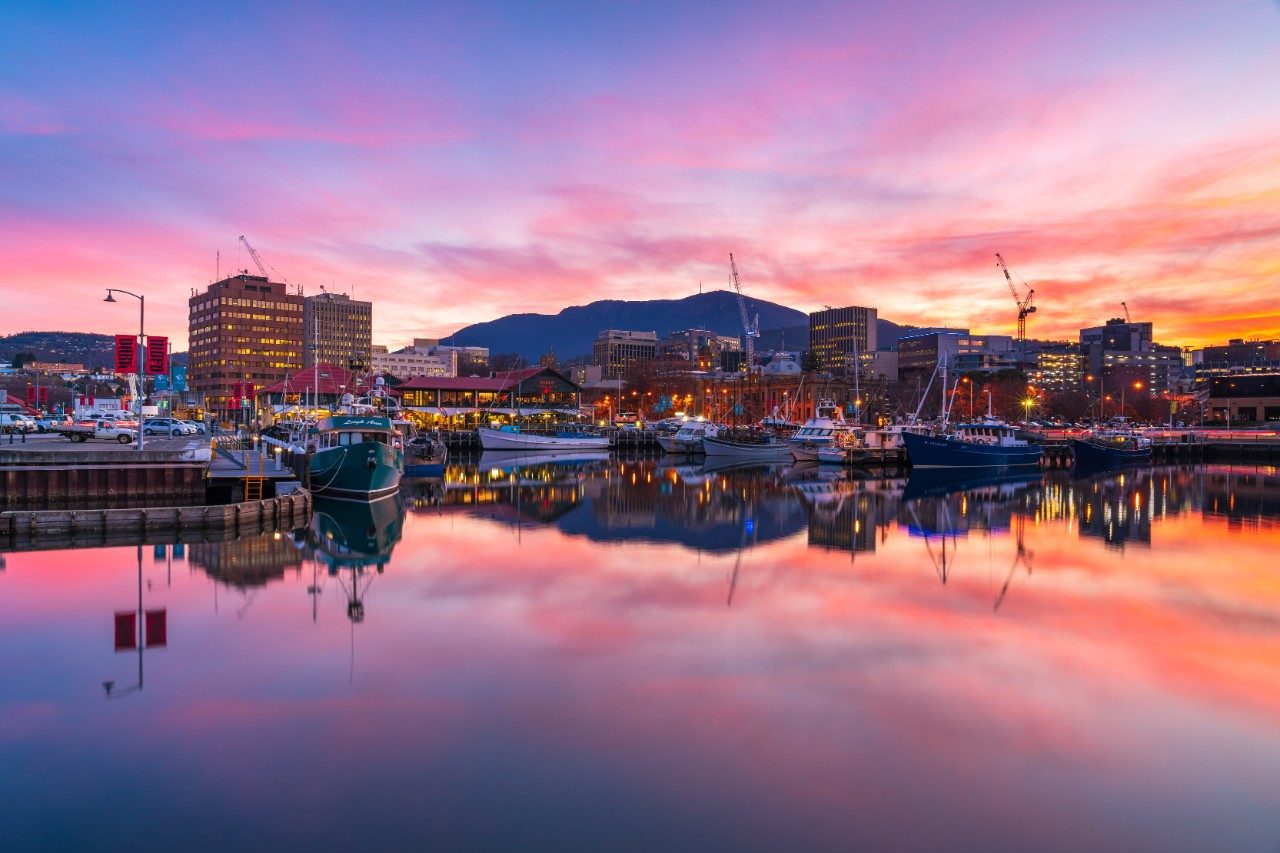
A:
[787,399,860,461]
[702,432,793,460]
[478,423,609,451]
[902,418,1042,469]
[404,432,448,477]
[1071,432,1152,466]
[308,415,405,500]
[656,419,721,454]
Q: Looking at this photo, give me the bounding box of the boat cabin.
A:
[955,422,1026,447]
[313,415,400,451]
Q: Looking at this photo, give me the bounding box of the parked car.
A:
[142,417,195,436]
[179,419,207,435]
[58,419,138,444]
[35,416,72,432]
[1,412,38,433]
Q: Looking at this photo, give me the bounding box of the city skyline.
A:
[2,1,1278,351]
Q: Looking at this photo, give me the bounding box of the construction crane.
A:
[995,253,1036,358]
[1121,301,1130,323]
[728,253,760,373]
[238,235,287,282]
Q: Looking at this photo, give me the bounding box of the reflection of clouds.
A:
[3,465,1280,847]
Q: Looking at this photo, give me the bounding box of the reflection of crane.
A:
[729,253,760,374]
[993,510,1035,611]
[238,235,287,282]
[995,253,1036,357]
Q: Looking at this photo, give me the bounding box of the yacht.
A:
[787,400,861,461]
[656,419,720,454]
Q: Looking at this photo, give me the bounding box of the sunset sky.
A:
[2,1,1278,351]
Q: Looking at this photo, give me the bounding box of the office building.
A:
[897,329,1015,382]
[1193,339,1280,379]
[658,328,742,371]
[372,347,457,378]
[592,330,657,379]
[1079,317,1181,393]
[188,273,303,410]
[1030,343,1083,393]
[303,291,372,372]
[808,306,877,372]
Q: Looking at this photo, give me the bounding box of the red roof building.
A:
[394,366,582,423]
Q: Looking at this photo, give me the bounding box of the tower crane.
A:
[1121,301,1130,323]
[995,253,1036,358]
[729,253,760,373]
[238,235,287,282]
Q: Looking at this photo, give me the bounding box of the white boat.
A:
[656,419,721,454]
[702,433,792,460]
[478,424,610,451]
[787,400,862,461]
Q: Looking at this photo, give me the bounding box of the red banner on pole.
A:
[145,336,168,375]
[114,611,137,651]
[114,335,138,373]
[144,609,167,648]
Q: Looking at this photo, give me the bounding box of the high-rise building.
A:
[188,273,303,411]
[303,291,372,372]
[896,329,1015,382]
[1079,317,1181,393]
[808,306,878,372]
[1030,343,1083,393]
[658,328,742,371]
[592,330,657,379]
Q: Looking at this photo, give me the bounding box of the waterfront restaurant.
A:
[393,366,583,427]
[255,363,362,420]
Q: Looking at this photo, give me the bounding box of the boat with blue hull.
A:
[308,415,404,501]
[902,419,1042,469]
[1071,434,1152,467]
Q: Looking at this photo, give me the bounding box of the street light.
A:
[104,288,145,452]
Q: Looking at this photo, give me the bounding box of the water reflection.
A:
[4,460,1280,849]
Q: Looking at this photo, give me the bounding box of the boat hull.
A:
[1070,439,1152,466]
[702,436,792,460]
[478,426,609,451]
[902,431,1041,469]
[309,440,404,500]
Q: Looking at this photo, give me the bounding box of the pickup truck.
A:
[57,419,139,444]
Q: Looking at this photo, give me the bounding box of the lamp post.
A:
[104,288,144,451]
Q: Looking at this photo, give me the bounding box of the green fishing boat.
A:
[308,415,404,501]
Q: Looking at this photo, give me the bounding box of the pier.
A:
[0,489,311,552]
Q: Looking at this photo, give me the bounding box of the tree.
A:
[490,352,524,373]
[11,352,36,369]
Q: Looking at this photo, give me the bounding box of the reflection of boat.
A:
[903,467,1042,501]
[478,449,610,473]
[902,418,1041,469]
[307,496,404,571]
[478,424,609,451]
[702,433,792,460]
[698,457,792,475]
[656,419,720,454]
[1071,432,1152,466]
[308,415,404,500]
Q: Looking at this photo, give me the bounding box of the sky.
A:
[1,0,1278,351]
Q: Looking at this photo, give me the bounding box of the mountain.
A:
[0,331,116,368]
[0,331,188,369]
[445,290,808,360]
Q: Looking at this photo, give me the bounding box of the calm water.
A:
[3,459,1279,851]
